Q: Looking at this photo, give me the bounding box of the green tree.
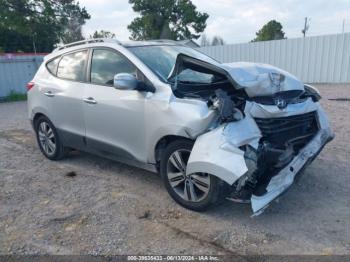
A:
[0,0,90,52]
[128,0,209,40]
[200,34,225,46]
[61,17,86,44]
[200,34,210,46]
[211,36,225,46]
[90,30,116,39]
[252,20,286,42]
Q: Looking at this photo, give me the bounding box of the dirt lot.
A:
[0,84,349,255]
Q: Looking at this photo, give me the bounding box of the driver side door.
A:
[83,48,148,162]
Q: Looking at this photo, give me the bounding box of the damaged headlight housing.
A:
[304,84,321,102]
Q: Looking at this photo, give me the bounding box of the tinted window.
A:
[57,50,87,81]
[90,49,137,86]
[46,57,60,75]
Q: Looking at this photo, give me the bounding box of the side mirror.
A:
[114,73,138,90]
[113,73,155,93]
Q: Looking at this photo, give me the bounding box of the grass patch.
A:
[2,91,27,102]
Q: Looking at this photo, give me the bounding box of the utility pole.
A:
[302,17,310,38]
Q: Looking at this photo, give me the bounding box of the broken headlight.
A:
[304,84,321,102]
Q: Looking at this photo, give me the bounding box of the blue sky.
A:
[80,0,350,44]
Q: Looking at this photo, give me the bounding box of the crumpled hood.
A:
[220,62,304,97]
[168,54,305,98]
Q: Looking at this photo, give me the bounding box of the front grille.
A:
[250,90,306,106]
[255,111,319,149]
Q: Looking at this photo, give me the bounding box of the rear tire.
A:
[160,139,222,211]
[34,116,67,160]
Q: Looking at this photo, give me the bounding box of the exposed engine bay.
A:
[212,91,322,206]
[170,53,334,215]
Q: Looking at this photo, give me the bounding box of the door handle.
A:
[83,97,97,104]
[44,91,55,97]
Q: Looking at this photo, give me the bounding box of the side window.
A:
[57,50,88,81]
[46,56,60,75]
[90,49,137,86]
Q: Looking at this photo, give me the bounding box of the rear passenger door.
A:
[47,49,88,149]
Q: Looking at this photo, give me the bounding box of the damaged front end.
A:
[188,97,334,215]
[171,54,334,215]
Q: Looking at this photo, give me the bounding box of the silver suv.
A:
[28,38,333,215]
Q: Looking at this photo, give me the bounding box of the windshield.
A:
[127,45,219,82]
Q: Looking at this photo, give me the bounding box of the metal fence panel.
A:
[0,34,349,98]
[198,33,350,83]
[0,54,44,98]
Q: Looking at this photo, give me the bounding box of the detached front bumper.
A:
[250,103,334,215]
[187,99,334,215]
[251,127,334,215]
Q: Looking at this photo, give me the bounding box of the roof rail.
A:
[149,39,178,44]
[53,38,121,52]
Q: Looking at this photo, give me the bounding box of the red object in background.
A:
[26,81,35,91]
[0,53,48,56]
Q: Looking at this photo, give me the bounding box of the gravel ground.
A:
[0,84,349,255]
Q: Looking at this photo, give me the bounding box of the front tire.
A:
[34,116,67,160]
[160,139,222,211]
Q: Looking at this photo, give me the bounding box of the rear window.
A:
[57,50,88,81]
[46,57,60,75]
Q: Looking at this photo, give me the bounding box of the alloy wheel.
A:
[38,121,56,156]
[166,149,211,202]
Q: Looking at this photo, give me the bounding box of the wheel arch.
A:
[33,112,49,127]
[154,135,193,167]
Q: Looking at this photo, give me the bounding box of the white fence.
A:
[0,34,349,98]
[198,33,350,83]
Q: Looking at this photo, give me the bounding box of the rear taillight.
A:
[26,81,35,91]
